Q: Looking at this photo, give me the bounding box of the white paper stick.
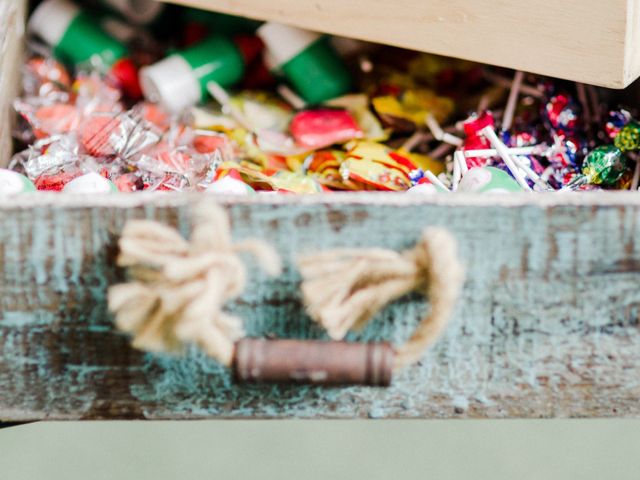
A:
[423,170,450,193]
[455,150,468,175]
[425,114,463,146]
[452,154,461,191]
[502,70,524,132]
[481,126,532,191]
[512,156,554,191]
[462,146,539,158]
[207,81,253,131]
[277,84,306,109]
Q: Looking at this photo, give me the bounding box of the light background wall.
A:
[0,421,638,479]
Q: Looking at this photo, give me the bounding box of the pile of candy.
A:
[5,0,640,194]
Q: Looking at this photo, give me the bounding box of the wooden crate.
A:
[2,0,640,420]
[165,0,640,89]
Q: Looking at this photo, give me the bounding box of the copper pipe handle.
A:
[233,338,394,386]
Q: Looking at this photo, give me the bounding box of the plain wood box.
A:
[1,0,640,421]
[167,0,640,89]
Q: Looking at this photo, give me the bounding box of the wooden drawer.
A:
[2,0,640,420]
[166,0,640,89]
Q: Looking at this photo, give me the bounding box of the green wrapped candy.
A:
[614,121,640,153]
[581,145,627,185]
[457,166,524,193]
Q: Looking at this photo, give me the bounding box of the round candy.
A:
[62,172,117,193]
[0,169,36,194]
[407,183,439,195]
[205,176,256,195]
[457,166,524,193]
[543,94,577,134]
[581,145,627,185]
[605,110,631,139]
[614,121,640,153]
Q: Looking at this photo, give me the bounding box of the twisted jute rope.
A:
[108,204,463,374]
[297,228,465,370]
[107,204,281,367]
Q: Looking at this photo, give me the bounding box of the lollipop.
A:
[565,145,627,189]
[613,121,640,153]
[457,166,524,193]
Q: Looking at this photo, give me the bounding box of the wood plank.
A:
[1,193,639,420]
[165,0,635,88]
[0,0,26,167]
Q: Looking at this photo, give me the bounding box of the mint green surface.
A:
[54,11,127,67]
[478,166,523,192]
[281,37,352,103]
[180,35,245,100]
[1,421,640,480]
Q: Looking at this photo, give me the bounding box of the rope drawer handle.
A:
[108,204,464,386]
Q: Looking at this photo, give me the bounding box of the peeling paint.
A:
[0,199,640,419]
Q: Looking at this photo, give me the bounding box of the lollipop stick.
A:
[277,84,306,109]
[463,146,538,158]
[427,142,455,159]
[207,81,253,131]
[480,126,532,191]
[587,85,601,124]
[576,82,592,127]
[425,114,463,146]
[630,153,640,190]
[512,156,554,191]
[423,170,451,193]
[502,70,523,132]
[483,70,543,98]
[401,131,428,152]
[451,152,462,191]
[454,150,468,175]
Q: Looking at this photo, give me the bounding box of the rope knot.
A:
[298,227,464,370]
[108,204,281,366]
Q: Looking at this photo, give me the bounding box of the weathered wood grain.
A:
[1,193,640,420]
[0,0,25,165]
[2,1,640,420]
[166,0,635,88]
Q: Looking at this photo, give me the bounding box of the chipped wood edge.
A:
[0,191,640,210]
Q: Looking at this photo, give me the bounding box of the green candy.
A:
[581,145,627,185]
[614,121,640,153]
[457,166,524,193]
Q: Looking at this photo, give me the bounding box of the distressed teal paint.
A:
[1,193,640,419]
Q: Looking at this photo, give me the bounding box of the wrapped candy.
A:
[257,23,352,103]
[9,0,640,196]
[29,0,142,98]
[63,172,118,193]
[205,174,256,195]
[565,145,628,189]
[605,110,632,139]
[613,121,640,153]
[0,169,36,194]
[339,142,417,191]
[290,109,363,150]
[457,166,524,193]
